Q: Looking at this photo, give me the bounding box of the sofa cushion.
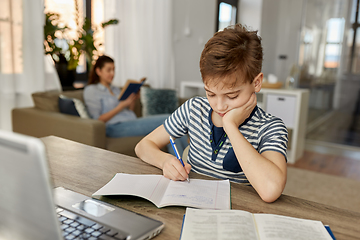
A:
[32,89,85,112]
[32,90,61,112]
[140,87,178,116]
[58,94,90,118]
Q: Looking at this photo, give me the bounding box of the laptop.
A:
[0,130,164,240]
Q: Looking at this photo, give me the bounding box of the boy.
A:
[135,24,288,203]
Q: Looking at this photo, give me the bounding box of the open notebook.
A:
[0,130,164,240]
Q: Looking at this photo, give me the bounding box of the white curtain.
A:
[0,0,61,131]
[104,0,175,89]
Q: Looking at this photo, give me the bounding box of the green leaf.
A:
[101,19,119,28]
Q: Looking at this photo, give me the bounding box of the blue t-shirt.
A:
[164,97,288,184]
[83,83,137,125]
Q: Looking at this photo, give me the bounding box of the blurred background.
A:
[1,0,360,153]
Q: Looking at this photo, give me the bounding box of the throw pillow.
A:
[58,94,90,118]
[32,90,62,112]
[140,87,179,117]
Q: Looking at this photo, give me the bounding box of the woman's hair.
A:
[200,24,263,87]
[88,55,114,84]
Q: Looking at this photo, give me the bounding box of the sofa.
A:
[12,87,185,157]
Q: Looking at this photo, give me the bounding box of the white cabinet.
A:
[257,88,309,164]
[180,81,206,98]
[266,94,297,128]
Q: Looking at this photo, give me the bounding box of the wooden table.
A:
[42,136,360,240]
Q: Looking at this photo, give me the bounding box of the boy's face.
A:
[204,73,263,118]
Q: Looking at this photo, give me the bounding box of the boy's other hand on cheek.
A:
[162,155,191,182]
[223,93,257,130]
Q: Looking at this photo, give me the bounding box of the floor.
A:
[288,148,360,182]
[291,107,360,182]
[306,110,360,147]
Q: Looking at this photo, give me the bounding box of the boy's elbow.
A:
[260,192,281,203]
[258,182,286,203]
[134,139,144,158]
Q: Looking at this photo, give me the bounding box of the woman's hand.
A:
[119,93,138,108]
[129,92,140,111]
[161,155,191,181]
[223,93,257,130]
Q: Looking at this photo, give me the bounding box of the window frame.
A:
[216,0,238,32]
[348,0,360,73]
[324,18,345,70]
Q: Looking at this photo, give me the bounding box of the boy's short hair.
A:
[200,24,263,87]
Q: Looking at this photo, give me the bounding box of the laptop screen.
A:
[0,130,62,240]
[0,131,165,240]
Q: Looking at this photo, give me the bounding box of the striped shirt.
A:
[164,97,288,184]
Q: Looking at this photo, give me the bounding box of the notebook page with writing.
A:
[93,173,231,209]
[181,209,335,240]
[161,179,230,209]
[180,208,258,240]
[253,214,333,240]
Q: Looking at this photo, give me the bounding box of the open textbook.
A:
[93,173,231,210]
[180,208,334,240]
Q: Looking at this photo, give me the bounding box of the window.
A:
[347,0,360,73]
[298,17,345,76]
[324,18,345,69]
[298,28,313,67]
[0,0,23,74]
[92,0,105,56]
[44,0,86,73]
[44,0,105,81]
[216,0,238,32]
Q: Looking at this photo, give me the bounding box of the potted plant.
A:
[44,12,68,63]
[67,17,119,72]
[44,11,118,87]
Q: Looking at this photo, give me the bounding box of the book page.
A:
[160,179,230,209]
[180,208,259,240]
[253,214,333,240]
[92,173,170,207]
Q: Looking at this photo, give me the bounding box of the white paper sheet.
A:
[92,173,231,209]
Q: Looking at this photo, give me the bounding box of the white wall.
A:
[172,0,217,92]
[239,0,263,35]
[260,0,304,83]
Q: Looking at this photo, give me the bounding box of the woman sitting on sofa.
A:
[83,55,170,139]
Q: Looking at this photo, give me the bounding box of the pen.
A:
[169,136,190,183]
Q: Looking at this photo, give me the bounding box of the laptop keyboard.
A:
[57,207,127,240]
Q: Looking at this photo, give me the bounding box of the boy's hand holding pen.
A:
[169,136,190,183]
